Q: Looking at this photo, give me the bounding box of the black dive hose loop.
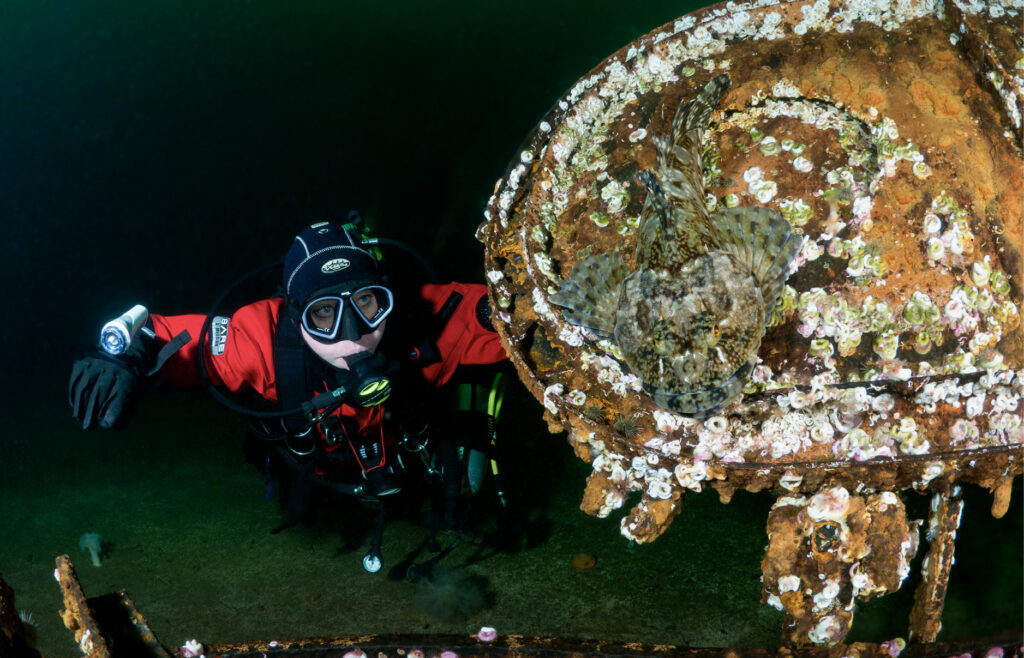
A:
[197,258,314,420]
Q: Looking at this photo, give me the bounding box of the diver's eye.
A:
[312,304,335,319]
[353,292,379,317]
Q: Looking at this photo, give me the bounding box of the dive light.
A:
[99,304,151,355]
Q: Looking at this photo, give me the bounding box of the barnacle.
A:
[792,156,814,172]
[601,180,629,213]
[759,135,781,156]
[990,269,1010,296]
[778,198,814,227]
[993,300,1020,330]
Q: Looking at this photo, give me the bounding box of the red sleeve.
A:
[418,282,507,388]
[150,298,283,403]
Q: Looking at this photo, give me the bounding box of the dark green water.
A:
[1,2,1020,656]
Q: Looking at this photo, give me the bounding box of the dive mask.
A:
[301,284,394,343]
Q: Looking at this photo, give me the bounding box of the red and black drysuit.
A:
[149,282,507,520]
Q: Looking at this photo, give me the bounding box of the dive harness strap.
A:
[271,318,357,432]
[406,290,462,367]
[273,317,312,418]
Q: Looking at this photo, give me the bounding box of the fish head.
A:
[688,307,722,351]
[614,252,766,415]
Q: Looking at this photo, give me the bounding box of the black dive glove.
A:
[69,333,156,430]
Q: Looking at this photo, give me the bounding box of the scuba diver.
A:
[68,218,511,572]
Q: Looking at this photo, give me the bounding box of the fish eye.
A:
[712,322,721,340]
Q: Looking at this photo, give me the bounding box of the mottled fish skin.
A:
[552,73,800,417]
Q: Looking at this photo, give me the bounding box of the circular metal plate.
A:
[479,0,1022,541]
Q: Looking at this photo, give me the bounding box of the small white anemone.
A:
[807,486,850,522]
[778,574,801,593]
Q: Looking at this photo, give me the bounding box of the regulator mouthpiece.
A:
[100,304,151,355]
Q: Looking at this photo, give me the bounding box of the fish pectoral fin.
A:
[709,206,801,311]
[549,252,629,340]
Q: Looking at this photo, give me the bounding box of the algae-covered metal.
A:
[478,0,1022,646]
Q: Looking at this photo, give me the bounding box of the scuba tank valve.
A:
[100,304,154,355]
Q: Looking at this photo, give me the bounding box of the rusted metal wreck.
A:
[478,0,1023,648]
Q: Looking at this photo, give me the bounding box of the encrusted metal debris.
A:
[478,0,1023,646]
[55,555,109,658]
[55,555,171,658]
[19,555,1022,657]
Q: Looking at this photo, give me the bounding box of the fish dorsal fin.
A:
[549,252,629,341]
[636,74,731,267]
[709,206,801,314]
[634,170,710,269]
[652,74,730,218]
[636,170,673,230]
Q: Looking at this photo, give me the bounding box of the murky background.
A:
[1,2,1020,656]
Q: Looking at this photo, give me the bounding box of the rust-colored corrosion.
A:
[763,489,920,646]
[477,0,1022,647]
[908,488,966,643]
[56,555,112,658]
[55,555,172,658]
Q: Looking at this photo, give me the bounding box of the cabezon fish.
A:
[550,74,801,417]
